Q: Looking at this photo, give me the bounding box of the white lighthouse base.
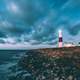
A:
[59,42,63,48]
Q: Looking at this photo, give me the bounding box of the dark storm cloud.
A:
[60,0,80,36]
[0,31,6,37]
[68,22,80,35]
[14,0,54,25]
[32,17,57,42]
[0,0,79,44]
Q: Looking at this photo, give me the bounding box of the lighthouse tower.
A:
[58,30,63,48]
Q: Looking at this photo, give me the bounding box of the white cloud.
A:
[0,20,12,28]
[7,1,21,14]
[61,0,80,10]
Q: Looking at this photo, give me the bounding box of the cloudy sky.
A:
[0,0,80,47]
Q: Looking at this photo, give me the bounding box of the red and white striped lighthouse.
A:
[58,30,63,48]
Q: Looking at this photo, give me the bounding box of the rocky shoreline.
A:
[7,48,80,80]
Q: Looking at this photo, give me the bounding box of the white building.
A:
[64,42,76,47]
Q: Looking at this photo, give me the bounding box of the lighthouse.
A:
[58,30,63,48]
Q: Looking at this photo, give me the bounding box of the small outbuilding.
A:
[64,42,76,47]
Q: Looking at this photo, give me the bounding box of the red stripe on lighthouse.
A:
[59,37,62,42]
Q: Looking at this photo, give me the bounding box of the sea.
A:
[0,50,26,80]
